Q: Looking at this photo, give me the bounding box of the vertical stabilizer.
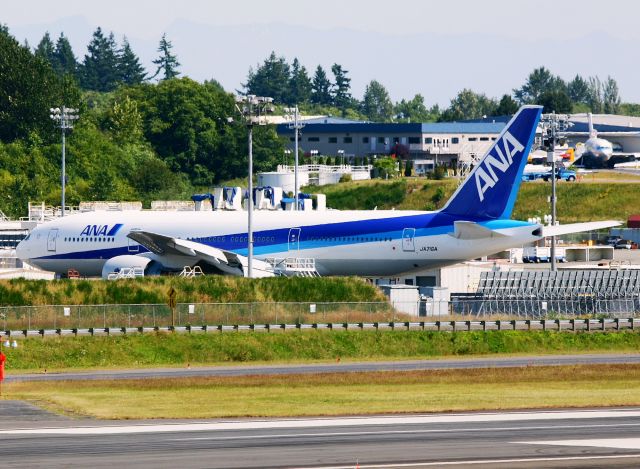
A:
[441,105,542,220]
[588,112,597,138]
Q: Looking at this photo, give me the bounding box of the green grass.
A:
[7,365,640,419]
[308,178,458,211]
[0,276,385,307]
[310,177,640,222]
[513,182,640,222]
[4,330,640,372]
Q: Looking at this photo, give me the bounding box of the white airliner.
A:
[16,106,619,278]
[578,112,614,163]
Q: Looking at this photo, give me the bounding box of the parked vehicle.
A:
[522,168,577,182]
[614,239,635,250]
[542,168,577,182]
[521,172,547,181]
[606,235,623,246]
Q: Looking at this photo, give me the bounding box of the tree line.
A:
[0,26,282,217]
[0,23,637,218]
[244,53,627,122]
[33,28,180,92]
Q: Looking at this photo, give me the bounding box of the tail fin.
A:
[588,112,597,138]
[441,105,542,220]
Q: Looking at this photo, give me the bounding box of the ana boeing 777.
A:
[16,106,619,278]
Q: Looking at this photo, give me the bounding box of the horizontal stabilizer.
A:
[542,220,622,237]
[449,221,508,240]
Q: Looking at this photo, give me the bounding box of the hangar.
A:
[276,113,640,168]
[276,117,503,167]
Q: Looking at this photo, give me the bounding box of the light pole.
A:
[337,149,345,166]
[284,106,305,210]
[283,149,291,167]
[235,95,274,278]
[540,113,572,271]
[50,107,79,217]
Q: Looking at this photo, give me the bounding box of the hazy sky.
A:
[4,0,640,104]
[5,0,640,39]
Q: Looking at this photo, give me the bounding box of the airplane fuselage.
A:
[17,209,540,277]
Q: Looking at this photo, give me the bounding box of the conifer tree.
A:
[80,27,120,91]
[118,37,146,85]
[152,33,180,80]
[311,65,332,105]
[52,33,77,77]
[243,52,290,103]
[34,32,55,65]
[331,63,352,109]
[289,58,312,104]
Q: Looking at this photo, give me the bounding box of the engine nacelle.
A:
[101,255,156,279]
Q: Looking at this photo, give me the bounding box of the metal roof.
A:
[277,121,505,135]
[565,122,640,134]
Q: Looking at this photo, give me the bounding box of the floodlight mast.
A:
[540,113,573,271]
[49,106,79,217]
[235,95,274,278]
[284,106,305,210]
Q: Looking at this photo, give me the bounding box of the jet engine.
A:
[101,255,160,279]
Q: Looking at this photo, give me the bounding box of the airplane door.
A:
[402,228,415,252]
[128,228,140,253]
[288,228,301,252]
[47,229,58,252]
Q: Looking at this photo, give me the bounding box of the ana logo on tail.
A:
[474,131,525,202]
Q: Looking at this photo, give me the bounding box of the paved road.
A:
[1,407,640,467]
[6,353,640,382]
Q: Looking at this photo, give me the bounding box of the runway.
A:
[1,407,640,468]
[6,353,640,382]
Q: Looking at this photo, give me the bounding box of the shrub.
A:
[404,160,413,177]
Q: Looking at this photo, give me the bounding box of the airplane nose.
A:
[15,238,28,261]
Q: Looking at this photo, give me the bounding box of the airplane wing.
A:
[449,221,508,240]
[542,221,622,237]
[127,230,276,277]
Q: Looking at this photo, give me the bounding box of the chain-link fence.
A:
[0,302,409,331]
[1,297,639,331]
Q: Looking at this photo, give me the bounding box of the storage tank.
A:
[258,172,309,194]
